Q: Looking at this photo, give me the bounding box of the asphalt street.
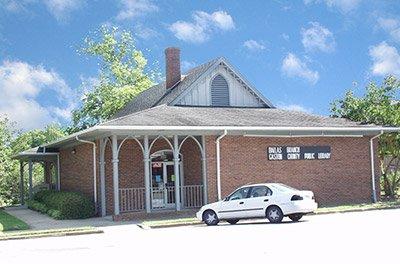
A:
[1,208,399,264]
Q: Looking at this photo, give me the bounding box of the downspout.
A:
[370,130,383,203]
[76,136,97,213]
[216,129,228,200]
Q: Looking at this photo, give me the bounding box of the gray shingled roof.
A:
[103,105,365,127]
[113,58,220,118]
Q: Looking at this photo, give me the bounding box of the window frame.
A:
[226,186,251,201]
[210,74,230,106]
[248,185,273,198]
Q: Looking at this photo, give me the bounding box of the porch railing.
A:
[181,185,204,208]
[119,185,204,212]
[119,187,145,212]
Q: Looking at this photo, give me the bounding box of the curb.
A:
[138,205,400,229]
[0,229,103,241]
[313,205,400,215]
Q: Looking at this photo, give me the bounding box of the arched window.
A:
[211,74,230,106]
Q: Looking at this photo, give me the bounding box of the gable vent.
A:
[211,75,230,106]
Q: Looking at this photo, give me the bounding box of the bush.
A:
[26,200,48,214]
[33,190,55,203]
[30,190,95,220]
[47,209,62,220]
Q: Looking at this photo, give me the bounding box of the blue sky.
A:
[0,0,399,131]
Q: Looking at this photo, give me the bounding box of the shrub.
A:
[31,190,95,220]
[47,209,62,220]
[33,190,56,203]
[26,200,48,214]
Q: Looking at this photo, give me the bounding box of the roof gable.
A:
[114,57,274,118]
[170,58,274,108]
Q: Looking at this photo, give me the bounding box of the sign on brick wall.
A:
[267,146,331,161]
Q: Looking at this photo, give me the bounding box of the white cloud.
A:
[301,22,335,53]
[0,60,75,130]
[377,17,400,42]
[133,24,159,39]
[243,40,266,51]
[1,0,84,22]
[181,61,196,72]
[42,0,84,21]
[369,42,400,77]
[304,0,361,13]
[281,33,290,41]
[281,53,319,84]
[169,10,235,43]
[277,102,313,113]
[116,0,158,21]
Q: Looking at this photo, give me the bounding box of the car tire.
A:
[289,214,303,222]
[227,219,239,225]
[203,210,219,226]
[266,206,284,223]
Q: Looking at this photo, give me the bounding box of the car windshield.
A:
[270,183,299,192]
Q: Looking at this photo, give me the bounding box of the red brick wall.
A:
[59,144,94,199]
[181,137,202,185]
[59,134,380,216]
[205,135,380,206]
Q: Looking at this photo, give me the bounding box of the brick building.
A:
[15,47,398,220]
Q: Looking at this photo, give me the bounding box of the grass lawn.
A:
[140,200,400,228]
[0,209,30,232]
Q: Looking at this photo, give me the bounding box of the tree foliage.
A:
[70,26,157,132]
[331,76,400,197]
[0,118,65,206]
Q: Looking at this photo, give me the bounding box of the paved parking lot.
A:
[1,208,399,264]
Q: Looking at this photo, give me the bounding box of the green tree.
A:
[0,117,18,206]
[0,119,65,206]
[331,76,400,198]
[70,26,157,132]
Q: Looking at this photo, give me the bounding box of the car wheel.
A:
[203,210,219,226]
[289,214,303,222]
[266,206,284,223]
[227,219,239,225]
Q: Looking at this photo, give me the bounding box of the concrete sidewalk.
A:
[4,207,138,230]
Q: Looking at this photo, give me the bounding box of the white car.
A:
[196,183,318,226]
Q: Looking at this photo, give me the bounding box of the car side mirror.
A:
[223,197,229,201]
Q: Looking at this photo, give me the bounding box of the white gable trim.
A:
[170,58,274,108]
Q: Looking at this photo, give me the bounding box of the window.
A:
[211,74,229,106]
[228,187,250,201]
[250,186,272,198]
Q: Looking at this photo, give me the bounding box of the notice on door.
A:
[267,146,331,161]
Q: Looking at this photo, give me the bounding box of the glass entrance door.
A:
[151,162,176,209]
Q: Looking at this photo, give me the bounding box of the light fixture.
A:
[71,149,76,154]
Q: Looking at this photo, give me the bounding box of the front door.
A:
[151,162,176,209]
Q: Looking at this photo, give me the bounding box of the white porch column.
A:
[99,138,107,217]
[111,135,120,215]
[173,135,181,211]
[19,161,24,205]
[28,160,33,199]
[201,136,208,205]
[143,135,151,213]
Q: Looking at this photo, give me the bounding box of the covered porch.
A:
[97,133,208,217]
[13,147,60,204]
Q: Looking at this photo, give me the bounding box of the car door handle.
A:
[264,199,269,202]
[239,201,244,204]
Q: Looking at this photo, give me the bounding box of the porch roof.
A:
[13,147,59,161]
[25,105,397,150]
